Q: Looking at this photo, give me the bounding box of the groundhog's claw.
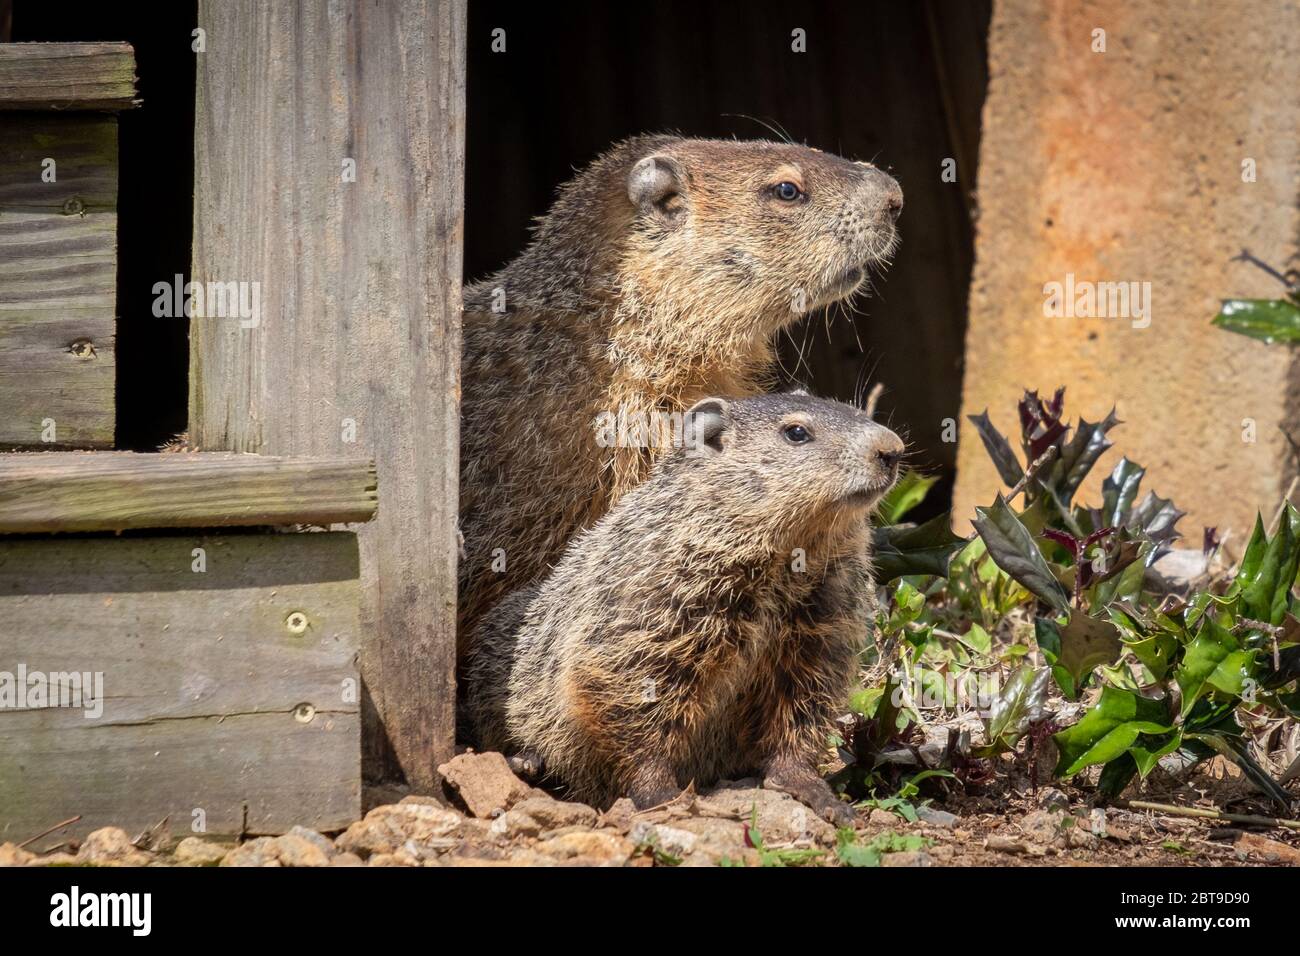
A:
[507,751,546,782]
[763,765,857,828]
[820,796,858,828]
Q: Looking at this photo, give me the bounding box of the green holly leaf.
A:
[1039,610,1123,693]
[1049,408,1120,506]
[1097,752,1139,799]
[876,470,939,524]
[1100,457,1146,527]
[972,495,1071,614]
[1053,686,1172,777]
[984,665,1050,748]
[872,512,966,582]
[1237,505,1300,625]
[1130,730,1183,778]
[1176,616,1256,717]
[966,410,1024,487]
[1109,605,1178,681]
[1213,297,1300,344]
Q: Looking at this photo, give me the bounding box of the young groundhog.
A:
[459,135,903,645]
[461,393,905,824]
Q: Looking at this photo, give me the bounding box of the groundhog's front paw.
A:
[763,766,856,827]
[627,783,683,810]
[507,750,546,782]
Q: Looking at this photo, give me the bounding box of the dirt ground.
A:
[3,750,1296,868]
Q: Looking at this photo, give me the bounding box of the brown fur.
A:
[458,135,902,647]
[462,393,905,824]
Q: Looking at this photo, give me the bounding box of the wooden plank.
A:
[0,43,138,111]
[191,1,466,790]
[0,115,117,448]
[0,114,118,209]
[0,452,378,533]
[0,533,361,841]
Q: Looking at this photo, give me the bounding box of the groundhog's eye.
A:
[783,423,813,444]
[771,181,803,202]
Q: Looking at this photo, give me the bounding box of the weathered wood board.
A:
[0,43,138,110]
[191,1,466,788]
[0,113,119,447]
[0,533,361,842]
[0,451,378,533]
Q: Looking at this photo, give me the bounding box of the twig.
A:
[1235,617,1285,669]
[1006,446,1059,503]
[864,382,885,420]
[1120,800,1300,832]
[19,815,81,849]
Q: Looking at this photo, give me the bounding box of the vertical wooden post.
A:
[190,1,466,789]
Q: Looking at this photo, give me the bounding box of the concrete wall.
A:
[953,0,1300,548]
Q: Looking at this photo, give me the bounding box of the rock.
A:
[336,802,477,859]
[867,808,898,827]
[221,838,282,867]
[1019,809,1065,845]
[694,783,838,845]
[509,795,598,832]
[173,837,231,867]
[28,852,79,867]
[285,826,336,857]
[1067,825,1100,849]
[490,809,542,840]
[270,833,331,867]
[915,805,958,828]
[629,822,699,859]
[535,830,634,866]
[0,843,35,867]
[218,832,333,868]
[438,751,535,818]
[599,797,637,834]
[1148,547,1212,592]
[398,794,446,808]
[929,844,956,862]
[1037,787,1070,812]
[986,835,1028,855]
[1085,808,1107,839]
[76,827,153,867]
[881,850,933,867]
[368,851,419,867]
[1236,832,1300,865]
[681,846,761,867]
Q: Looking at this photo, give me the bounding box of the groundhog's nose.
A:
[860,165,903,224]
[885,188,903,223]
[872,429,906,475]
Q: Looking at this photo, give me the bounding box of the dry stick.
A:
[18,815,81,849]
[1120,800,1300,833]
[1236,617,1285,669]
[1006,446,1060,503]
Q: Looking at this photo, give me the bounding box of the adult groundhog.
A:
[462,393,905,824]
[459,135,903,646]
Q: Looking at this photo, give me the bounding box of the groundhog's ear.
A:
[628,154,686,219]
[684,398,730,456]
